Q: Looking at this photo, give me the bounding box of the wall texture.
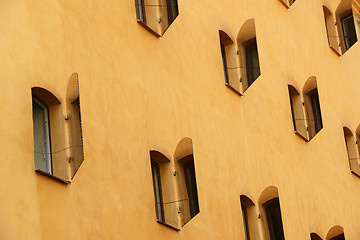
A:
[0,0,359,239]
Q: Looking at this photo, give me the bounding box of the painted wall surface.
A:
[0,0,359,239]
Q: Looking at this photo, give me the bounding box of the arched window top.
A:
[323,4,333,15]
[288,84,300,96]
[240,195,255,208]
[174,137,193,161]
[311,232,323,240]
[343,126,353,136]
[302,76,317,95]
[355,124,360,135]
[219,30,234,45]
[31,87,61,106]
[237,19,256,44]
[258,186,279,205]
[335,0,352,16]
[66,72,79,104]
[150,150,171,163]
[326,226,345,239]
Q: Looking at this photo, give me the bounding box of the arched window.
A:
[335,0,358,53]
[174,138,199,226]
[259,186,285,240]
[240,195,259,240]
[66,73,84,179]
[237,19,261,92]
[135,0,179,37]
[219,30,241,95]
[31,87,70,184]
[343,127,360,176]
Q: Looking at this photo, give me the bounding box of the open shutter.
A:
[66,74,85,179]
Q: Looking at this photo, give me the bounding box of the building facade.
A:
[0,0,360,239]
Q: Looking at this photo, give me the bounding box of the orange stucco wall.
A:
[0,0,360,239]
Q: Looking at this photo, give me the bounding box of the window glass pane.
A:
[246,42,260,87]
[330,233,345,240]
[265,199,285,240]
[342,14,357,50]
[151,161,163,221]
[135,0,145,22]
[167,0,178,23]
[184,160,199,218]
[310,91,323,133]
[32,99,52,174]
[241,204,250,240]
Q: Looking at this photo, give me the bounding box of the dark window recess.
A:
[184,159,199,218]
[167,0,179,24]
[246,41,261,87]
[135,0,146,23]
[310,91,323,133]
[342,14,357,50]
[241,203,250,240]
[265,198,285,240]
[220,42,229,84]
[151,160,164,222]
[289,93,296,131]
[330,233,345,240]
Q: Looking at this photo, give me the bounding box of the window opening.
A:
[341,13,357,50]
[151,159,164,222]
[220,42,229,84]
[289,93,296,131]
[32,98,52,174]
[167,0,178,24]
[310,90,323,134]
[241,202,250,240]
[135,0,146,23]
[265,198,285,240]
[330,233,345,240]
[183,159,199,218]
[245,40,260,88]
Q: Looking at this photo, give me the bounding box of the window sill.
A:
[157,220,180,231]
[35,169,71,184]
[137,20,161,38]
[225,83,242,96]
[329,45,341,56]
[294,131,309,142]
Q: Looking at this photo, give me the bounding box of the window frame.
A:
[32,96,53,175]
